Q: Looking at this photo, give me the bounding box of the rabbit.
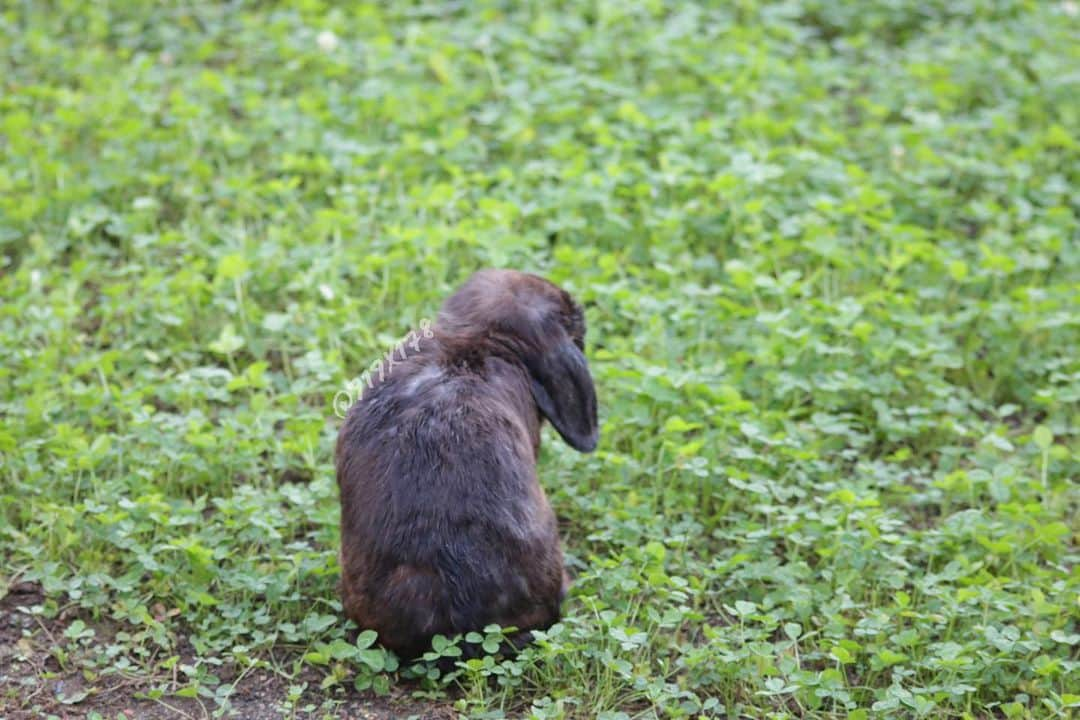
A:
[335,269,598,660]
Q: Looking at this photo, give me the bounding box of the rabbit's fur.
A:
[336,269,598,659]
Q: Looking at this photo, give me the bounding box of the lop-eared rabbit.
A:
[336,269,598,659]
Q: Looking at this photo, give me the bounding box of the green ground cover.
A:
[1,1,1077,717]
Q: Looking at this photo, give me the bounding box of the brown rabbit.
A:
[335,269,598,659]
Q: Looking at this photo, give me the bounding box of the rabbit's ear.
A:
[525,333,598,452]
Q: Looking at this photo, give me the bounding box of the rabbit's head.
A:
[436,269,599,452]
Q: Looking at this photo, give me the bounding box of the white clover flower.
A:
[316,30,339,52]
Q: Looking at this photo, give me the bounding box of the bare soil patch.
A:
[0,583,455,719]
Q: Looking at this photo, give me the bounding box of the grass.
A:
[1,1,1078,718]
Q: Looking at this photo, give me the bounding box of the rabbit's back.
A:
[336,354,565,658]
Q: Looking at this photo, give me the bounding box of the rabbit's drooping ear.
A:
[524,332,598,453]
